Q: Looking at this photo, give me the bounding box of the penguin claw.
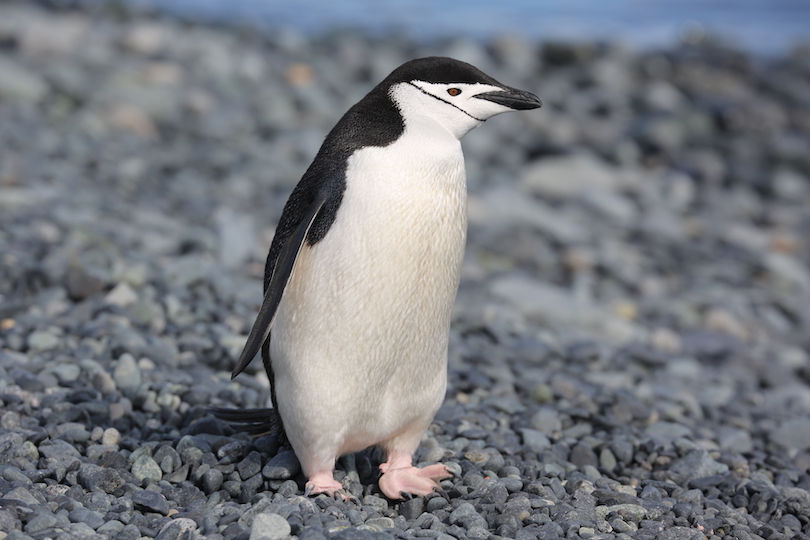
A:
[400,491,413,501]
[304,474,345,499]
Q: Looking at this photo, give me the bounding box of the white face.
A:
[389,80,516,140]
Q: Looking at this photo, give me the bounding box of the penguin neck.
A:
[388,83,483,140]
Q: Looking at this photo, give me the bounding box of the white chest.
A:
[271,111,470,457]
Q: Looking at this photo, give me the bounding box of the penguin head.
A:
[384,56,542,139]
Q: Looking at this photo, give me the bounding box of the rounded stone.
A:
[250,512,291,540]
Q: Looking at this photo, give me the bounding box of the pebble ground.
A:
[1,3,810,540]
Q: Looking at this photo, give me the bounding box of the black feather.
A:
[209,406,285,438]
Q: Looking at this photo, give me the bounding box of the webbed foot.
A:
[378,463,452,500]
[304,473,358,503]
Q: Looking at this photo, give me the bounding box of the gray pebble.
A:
[26,330,61,351]
[398,497,424,520]
[131,454,163,482]
[202,467,224,494]
[238,450,263,480]
[669,449,729,480]
[154,445,182,473]
[132,489,170,515]
[155,517,198,540]
[24,512,58,533]
[68,507,105,530]
[769,418,810,450]
[51,363,81,383]
[520,428,551,453]
[39,439,81,459]
[530,408,562,435]
[76,465,125,494]
[570,443,599,468]
[113,353,142,389]
[250,512,291,540]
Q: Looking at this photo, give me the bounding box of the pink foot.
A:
[304,472,344,498]
[378,463,452,499]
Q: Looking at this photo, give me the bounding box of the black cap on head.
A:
[381,56,542,111]
[382,56,502,87]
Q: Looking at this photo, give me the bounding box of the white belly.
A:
[270,120,467,465]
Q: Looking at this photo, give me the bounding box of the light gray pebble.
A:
[38,439,81,459]
[769,418,810,450]
[154,445,182,473]
[520,428,551,453]
[131,454,163,482]
[24,512,58,533]
[669,449,729,480]
[27,330,61,351]
[362,494,388,512]
[64,521,98,538]
[250,512,291,540]
[51,363,81,383]
[531,407,562,435]
[113,353,141,389]
[176,435,211,462]
[597,448,617,472]
[365,517,395,529]
[156,517,198,540]
[68,507,105,530]
[2,466,29,483]
[97,520,126,535]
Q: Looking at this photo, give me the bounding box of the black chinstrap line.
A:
[405,82,487,123]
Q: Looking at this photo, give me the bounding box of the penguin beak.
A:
[475,87,542,110]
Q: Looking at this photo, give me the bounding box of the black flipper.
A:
[231,193,327,379]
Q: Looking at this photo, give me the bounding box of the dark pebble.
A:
[262,450,301,480]
[68,506,105,530]
[331,527,377,540]
[569,443,599,468]
[77,464,126,494]
[398,497,424,520]
[202,468,224,494]
[237,450,262,480]
[299,526,329,540]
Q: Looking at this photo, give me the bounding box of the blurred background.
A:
[114,0,809,55]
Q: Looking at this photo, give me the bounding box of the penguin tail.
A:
[209,406,284,437]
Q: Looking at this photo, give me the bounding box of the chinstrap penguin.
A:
[220,56,541,499]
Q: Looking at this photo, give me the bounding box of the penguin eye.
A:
[447,88,461,96]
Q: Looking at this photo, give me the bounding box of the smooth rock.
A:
[770,418,810,450]
[132,489,170,515]
[262,450,301,480]
[250,513,291,540]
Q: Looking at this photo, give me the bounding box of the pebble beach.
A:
[1,2,810,540]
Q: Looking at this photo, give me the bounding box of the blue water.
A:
[126,0,809,55]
